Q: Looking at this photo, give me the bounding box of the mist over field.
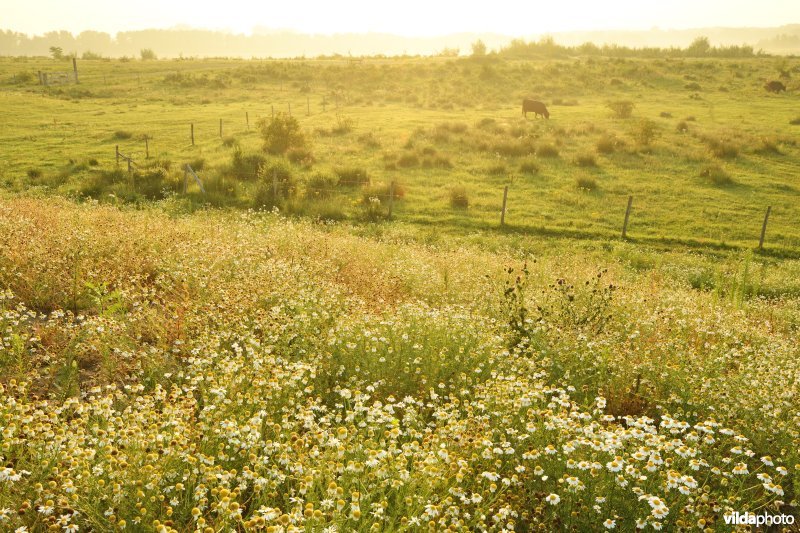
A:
[2,24,800,57]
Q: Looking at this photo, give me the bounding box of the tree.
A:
[49,46,63,60]
[258,113,306,154]
[686,36,711,57]
[140,48,157,60]
[471,39,487,57]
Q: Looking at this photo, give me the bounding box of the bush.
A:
[607,100,635,119]
[113,130,133,140]
[358,131,381,148]
[487,163,507,176]
[536,144,559,158]
[576,177,598,191]
[335,167,369,187]
[755,137,781,155]
[286,146,315,166]
[575,153,597,167]
[635,119,658,146]
[258,113,307,155]
[493,140,535,157]
[676,121,689,133]
[596,134,622,154]
[519,159,539,174]
[304,172,338,199]
[27,168,42,179]
[229,148,265,180]
[790,117,800,125]
[140,49,157,60]
[254,161,296,207]
[660,111,672,118]
[449,185,469,209]
[685,82,701,90]
[14,71,34,84]
[700,164,735,186]
[701,134,739,159]
[221,136,238,148]
[396,153,420,168]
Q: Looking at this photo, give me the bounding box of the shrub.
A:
[575,153,597,167]
[421,154,453,169]
[659,111,672,118]
[487,163,507,176]
[221,136,238,148]
[286,146,315,166]
[258,113,306,155]
[140,49,157,60]
[576,177,598,191]
[254,161,296,207]
[14,71,34,84]
[676,121,689,133]
[607,100,635,119]
[494,140,535,157]
[755,137,781,155]
[701,134,739,159]
[358,131,381,148]
[229,149,265,180]
[449,185,469,209]
[536,144,559,158]
[790,117,800,125]
[304,172,338,199]
[596,134,621,154]
[519,159,539,174]
[27,168,42,179]
[635,119,658,146]
[396,153,420,168]
[700,164,735,186]
[335,167,369,187]
[113,130,133,140]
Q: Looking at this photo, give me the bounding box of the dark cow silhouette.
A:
[522,99,550,119]
[764,81,786,93]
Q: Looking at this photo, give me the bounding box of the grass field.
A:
[0,54,799,531]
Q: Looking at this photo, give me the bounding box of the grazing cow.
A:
[522,99,550,119]
[764,80,786,93]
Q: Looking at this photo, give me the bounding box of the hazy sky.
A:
[4,0,799,36]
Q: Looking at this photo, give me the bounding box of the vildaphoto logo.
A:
[723,511,795,526]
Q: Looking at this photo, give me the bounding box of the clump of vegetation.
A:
[607,100,635,119]
[701,134,739,159]
[449,185,469,209]
[755,137,781,155]
[700,164,735,186]
[304,172,337,199]
[519,158,539,174]
[357,131,381,148]
[576,176,598,190]
[596,134,623,154]
[335,166,369,187]
[254,160,296,207]
[221,136,238,148]
[536,144,559,158]
[396,152,420,168]
[676,120,689,133]
[659,111,672,118]
[286,146,315,166]
[574,153,597,167]
[487,163,507,176]
[634,119,659,146]
[228,148,266,180]
[258,113,307,155]
[113,130,133,140]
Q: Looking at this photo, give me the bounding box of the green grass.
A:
[1,55,799,250]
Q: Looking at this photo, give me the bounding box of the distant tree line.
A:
[0,28,768,59]
[495,36,761,59]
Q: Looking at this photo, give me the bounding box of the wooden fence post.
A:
[219,118,223,138]
[758,206,771,250]
[622,195,633,239]
[500,185,509,226]
[388,181,395,219]
[246,111,249,130]
[144,137,149,159]
[190,123,194,146]
[38,70,42,85]
[72,57,78,84]
[115,145,119,165]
